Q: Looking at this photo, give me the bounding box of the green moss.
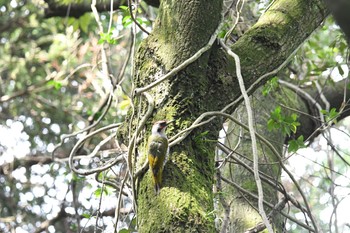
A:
[137,139,216,231]
[139,168,215,232]
[242,180,258,193]
[152,106,177,123]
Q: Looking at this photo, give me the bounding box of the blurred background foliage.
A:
[0,0,139,232]
[0,0,349,232]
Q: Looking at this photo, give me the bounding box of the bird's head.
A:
[151,120,173,136]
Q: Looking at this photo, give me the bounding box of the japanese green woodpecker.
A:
[148,120,171,195]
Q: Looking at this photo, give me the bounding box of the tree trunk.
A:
[134,0,223,232]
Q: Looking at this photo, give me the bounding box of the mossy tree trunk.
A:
[132,0,329,232]
[134,1,223,232]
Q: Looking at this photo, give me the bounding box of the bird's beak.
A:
[166,120,175,126]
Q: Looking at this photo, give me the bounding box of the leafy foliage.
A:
[267,106,300,136]
[287,135,306,153]
[321,107,339,124]
[0,1,135,232]
[262,77,279,96]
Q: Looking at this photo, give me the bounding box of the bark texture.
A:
[135,1,223,232]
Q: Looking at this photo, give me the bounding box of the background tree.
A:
[1,0,350,232]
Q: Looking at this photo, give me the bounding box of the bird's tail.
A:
[154,183,160,195]
[152,169,163,195]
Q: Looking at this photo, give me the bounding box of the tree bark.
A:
[134,0,222,232]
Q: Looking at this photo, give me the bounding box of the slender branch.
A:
[95,175,106,231]
[68,123,123,175]
[169,37,300,147]
[217,143,284,194]
[219,39,273,233]
[244,197,287,233]
[127,0,150,35]
[126,92,154,209]
[215,165,231,233]
[224,0,245,43]
[114,172,129,232]
[315,81,330,111]
[278,79,325,124]
[44,0,123,18]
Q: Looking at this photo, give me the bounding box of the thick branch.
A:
[216,0,329,101]
[44,0,124,18]
[43,0,161,18]
[324,0,350,42]
[0,156,53,175]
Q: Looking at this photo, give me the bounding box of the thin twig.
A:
[52,87,115,159]
[114,173,129,233]
[54,1,117,160]
[224,0,245,43]
[315,81,330,112]
[278,79,325,124]
[169,105,317,231]
[127,0,150,35]
[68,123,123,175]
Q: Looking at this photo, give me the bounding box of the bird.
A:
[148,120,172,195]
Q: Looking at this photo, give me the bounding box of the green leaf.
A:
[98,31,119,45]
[79,13,92,33]
[118,229,130,233]
[320,109,328,115]
[272,106,281,116]
[329,108,338,119]
[262,77,279,96]
[130,217,137,228]
[322,108,339,123]
[47,80,62,90]
[218,30,227,39]
[288,136,306,153]
[119,5,129,11]
[82,213,91,218]
[267,119,276,131]
[136,17,144,25]
[267,106,300,136]
[70,223,78,231]
[122,15,132,28]
[119,99,130,110]
[94,188,102,197]
[194,130,209,141]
